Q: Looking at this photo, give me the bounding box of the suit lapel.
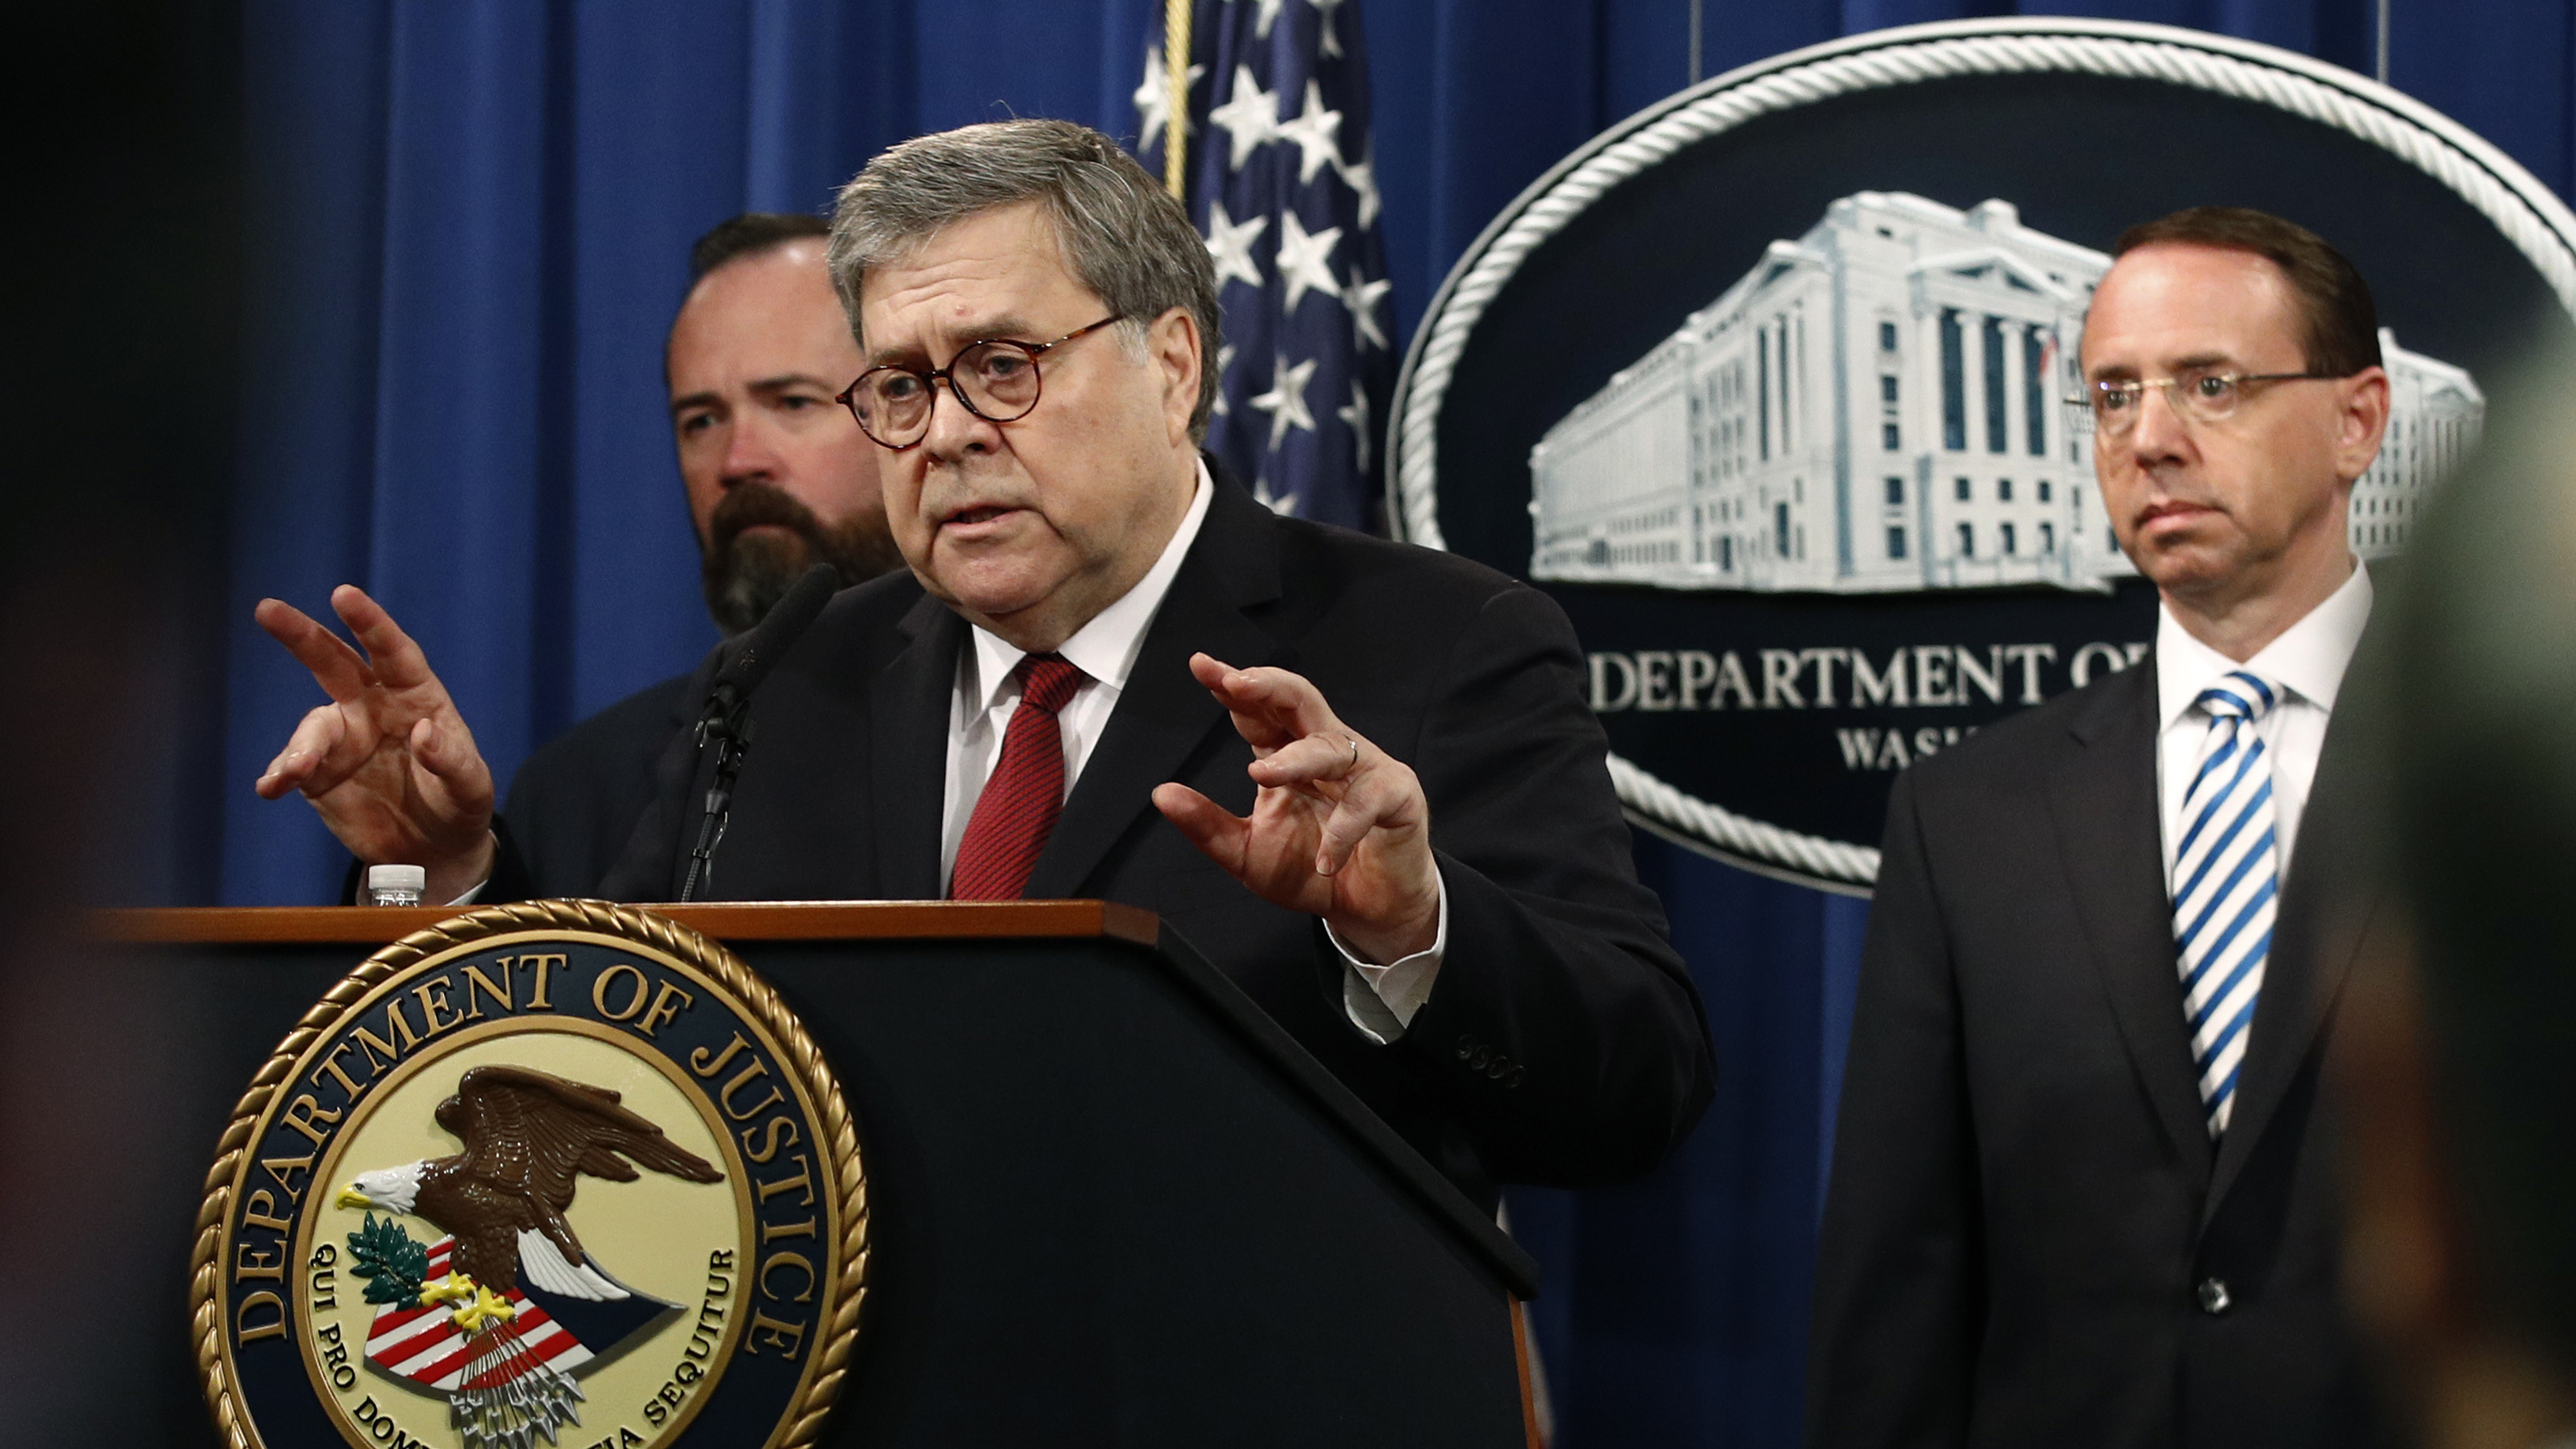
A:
[2205,688,2385,1211]
[1023,479,1286,900]
[2046,662,2215,1187]
[869,593,962,901]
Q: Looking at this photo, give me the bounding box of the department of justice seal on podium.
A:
[190,902,866,1449]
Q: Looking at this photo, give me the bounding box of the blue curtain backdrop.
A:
[201,2,2575,1443]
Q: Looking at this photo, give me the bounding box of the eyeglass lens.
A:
[850,339,1046,446]
[2070,374,2248,435]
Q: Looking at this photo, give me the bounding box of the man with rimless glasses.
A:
[248,118,1716,1210]
[1810,208,2402,1448]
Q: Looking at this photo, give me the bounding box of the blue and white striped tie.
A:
[2172,670,2281,1137]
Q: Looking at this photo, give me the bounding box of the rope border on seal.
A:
[1385,17,2576,890]
[186,900,869,1449]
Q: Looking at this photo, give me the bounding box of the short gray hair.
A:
[827,118,1222,442]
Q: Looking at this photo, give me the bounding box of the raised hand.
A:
[252,585,495,901]
[1151,653,1440,964]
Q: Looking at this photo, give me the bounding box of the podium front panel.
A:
[106,905,1529,1449]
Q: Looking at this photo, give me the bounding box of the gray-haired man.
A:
[253,120,1712,1202]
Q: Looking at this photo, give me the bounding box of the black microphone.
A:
[679,564,839,902]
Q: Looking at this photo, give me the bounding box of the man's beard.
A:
[701,482,906,636]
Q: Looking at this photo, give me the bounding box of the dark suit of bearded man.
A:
[497,674,691,900]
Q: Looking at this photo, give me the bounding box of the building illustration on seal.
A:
[1527,191,2484,594]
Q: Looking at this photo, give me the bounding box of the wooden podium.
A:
[101,902,1540,1447]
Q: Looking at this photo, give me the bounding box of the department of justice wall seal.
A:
[1388,17,2576,892]
[190,902,865,1449]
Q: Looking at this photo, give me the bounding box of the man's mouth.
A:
[2138,499,2216,528]
[941,504,1018,529]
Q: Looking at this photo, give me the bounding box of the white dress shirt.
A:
[2154,559,2372,888]
[939,458,1447,1042]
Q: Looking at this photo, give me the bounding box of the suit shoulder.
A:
[769,569,932,672]
[810,568,930,633]
[1283,516,1519,591]
[576,673,692,735]
[1263,516,1549,641]
[512,673,692,791]
[1905,659,2147,789]
[1256,518,1585,677]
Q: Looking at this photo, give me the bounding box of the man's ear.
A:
[2336,365,2394,482]
[1148,307,1202,446]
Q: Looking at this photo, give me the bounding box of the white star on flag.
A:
[1249,354,1318,451]
[1204,200,1268,293]
[1275,80,1344,186]
[1274,211,1344,313]
[1312,0,1349,58]
[1252,0,1287,41]
[1211,344,1237,417]
[1208,65,1279,172]
[1131,44,1204,156]
[1334,146,1381,230]
[1253,474,1300,515]
[1337,378,1373,472]
[1340,266,1391,352]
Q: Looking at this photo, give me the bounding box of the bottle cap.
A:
[366,864,427,894]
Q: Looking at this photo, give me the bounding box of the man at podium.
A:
[250,119,1713,1206]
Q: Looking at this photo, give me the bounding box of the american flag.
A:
[361,1237,592,1391]
[1134,0,1394,530]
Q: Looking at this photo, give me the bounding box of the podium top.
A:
[90,898,1159,945]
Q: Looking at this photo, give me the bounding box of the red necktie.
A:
[949,654,1086,901]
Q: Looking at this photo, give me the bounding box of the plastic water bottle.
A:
[362,864,426,907]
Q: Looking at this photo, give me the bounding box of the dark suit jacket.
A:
[493,474,1716,1204]
[498,672,693,900]
[1807,652,2394,1448]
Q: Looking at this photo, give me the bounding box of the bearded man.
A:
[256,213,902,896]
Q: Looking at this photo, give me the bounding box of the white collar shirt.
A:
[940,459,1214,886]
[2154,559,2373,890]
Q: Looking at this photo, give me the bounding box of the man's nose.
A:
[721,412,783,485]
[919,379,1001,462]
[2128,382,2193,461]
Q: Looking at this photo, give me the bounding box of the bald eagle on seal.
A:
[335,1064,722,1300]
